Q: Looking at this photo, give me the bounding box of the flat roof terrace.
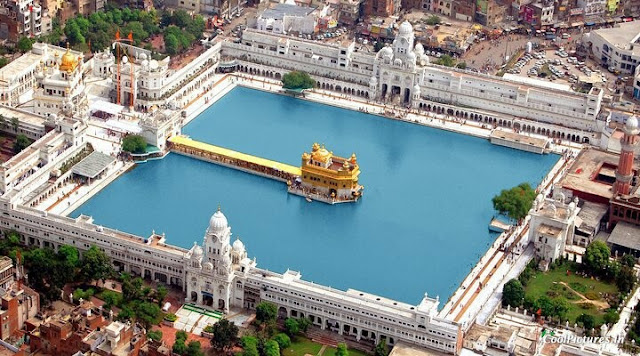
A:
[559,149,637,203]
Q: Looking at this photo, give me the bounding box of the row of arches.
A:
[416,101,589,144]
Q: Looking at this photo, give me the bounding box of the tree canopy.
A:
[210,319,239,352]
[17,37,33,52]
[255,301,278,325]
[336,343,349,356]
[426,15,441,26]
[263,340,280,356]
[502,279,525,307]
[282,71,316,90]
[492,183,537,221]
[122,135,147,154]
[435,54,456,67]
[284,317,299,336]
[78,245,114,283]
[13,134,32,154]
[584,241,611,273]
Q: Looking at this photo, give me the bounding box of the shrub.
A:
[122,135,147,154]
[578,302,596,310]
[585,292,599,300]
[203,324,214,333]
[73,287,96,302]
[273,333,291,349]
[164,313,178,322]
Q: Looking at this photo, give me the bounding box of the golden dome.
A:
[350,153,357,164]
[311,142,320,152]
[311,146,332,163]
[342,160,350,170]
[302,152,311,160]
[59,45,78,72]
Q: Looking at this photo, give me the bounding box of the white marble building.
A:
[584,21,640,75]
[223,22,605,143]
[529,194,579,269]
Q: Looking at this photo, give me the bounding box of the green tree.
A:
[78,245,114,283]
[492,183,537,222]
[210,318,239,352]
[435,54,456,67]
[273,333,291,349]
[456,61,467,69]
[375,339,389,356]
[134,301,161,329]
[297,317,311,333]
[502,279,525,307]
[604,310,620,325]
[616,265,636,293]
[172,339,187,355]
[622,254,636,268]
[17,36,33,52]
[155,284,168,305]
[263,340,280,356]
[176,330,188,342]
[281,71,316,90]
[241,336,259,356]
[11,117,19,132]
[336,343,349,356]
[186,340,203,356]
[577,313,595,330]
[426,15,441,26]
[13,134,32,154]
[147,329,163,341]
[536,295,554,316]
[584,241,611,273]
[255,301,278,325]
[121,274,144,302]
[0,58,8,68]
[121,135,147,154]
[284,318,299,336]
[552,297,570,320]
[56,245,79,284]
[374,41,385,52]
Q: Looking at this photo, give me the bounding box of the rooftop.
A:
[502,73,572,92]
[592,21,640,53]
[71,151,116,179]
[260,4,315,20]
[559,149,634,202]
[537,223,563,237]
[608,222,640,250]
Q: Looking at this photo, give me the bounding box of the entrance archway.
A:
[218,299,225,310]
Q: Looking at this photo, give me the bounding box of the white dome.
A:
[394,58,402,66]
[380,46,393,57]
[407,51,416,61]
[625,116,639,133]
[191,243,203,260]
[415,43,424,55]
[398,21,413,35]
[204,262,213,270]
[209,208,228,235]
[139,53,147,60]
[232,239,245,253]
[369,76,377,84]
[413,83,421,92]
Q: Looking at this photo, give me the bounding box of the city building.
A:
[296,143,362,201]
[577,0,607,18]
[256,3,317,35]
[224,23,604,143]
[171,0,246,20]
[0,256,39,341]
[634,64,640,100]
[363,0,398,17]
[529,194,579,269]
[71,0,104,16]
[0,43,80,107]
[337,0,362,26]
[452,0,475,22]
[33,45,88,119]
[0,0,43,41]
[584,21,640,75]
[475,0,507,26]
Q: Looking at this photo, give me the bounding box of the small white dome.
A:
[380,46,393,57]
[407,51,416,61]
[414,83,421,92]
[139,53,147,60]
[568,202,576,212]
[149,60,159,70]
[232,239,245,253]
[399,21,413,35]
[415,43,424,55]
[209,208,228,235]
[625,116,638,133]
[204,262,213,270]
[141,59,149,67]
[394,58,402,66]
[369,76,377,84]
[191,243,203,260]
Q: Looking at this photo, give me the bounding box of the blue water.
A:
[72,87,558,304]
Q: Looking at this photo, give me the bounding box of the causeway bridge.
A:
[168,136,301,183]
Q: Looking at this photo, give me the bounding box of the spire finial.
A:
[217,204,221,212]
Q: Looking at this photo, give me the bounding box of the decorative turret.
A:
[613,117,639,196]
